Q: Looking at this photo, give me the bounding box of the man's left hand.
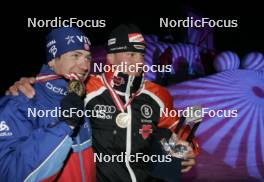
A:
[181,148,196,173]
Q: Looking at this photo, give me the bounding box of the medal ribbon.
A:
[102,73,140,112]
[35,74,62,83]
[36,73,82,83]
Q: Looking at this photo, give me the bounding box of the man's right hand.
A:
[6,77,36,98]
[59,92,84,128]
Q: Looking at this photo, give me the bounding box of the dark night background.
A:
[1,1,263,95]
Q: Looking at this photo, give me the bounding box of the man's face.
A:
[49,50,91,81]
[108,52,144,76]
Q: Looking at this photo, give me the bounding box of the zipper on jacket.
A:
[76,136,86,182]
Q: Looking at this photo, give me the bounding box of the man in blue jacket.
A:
[0,27,96,182]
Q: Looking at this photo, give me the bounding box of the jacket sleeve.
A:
[154,87,179,130]
[0,96,74,182]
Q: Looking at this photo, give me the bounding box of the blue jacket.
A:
[0,65,94,182]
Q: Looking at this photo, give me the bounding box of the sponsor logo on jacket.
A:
[46,82,67,95]
[0,121,13,137]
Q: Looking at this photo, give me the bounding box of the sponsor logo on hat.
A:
[110,46,128,51]
[77,36,91,45]
[65,35,91,45]
[47,40,56,48]
[65,35,75,45]
[128,33,144,43]
[49,45,57,58]
[84,43,90,50]
[108,38,116,46]
[133,45,145,50]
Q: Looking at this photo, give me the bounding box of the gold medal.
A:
[116,113,130,128]
[67,80,85,97]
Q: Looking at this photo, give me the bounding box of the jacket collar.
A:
[103,69,144,96]
[35,65,68,99]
